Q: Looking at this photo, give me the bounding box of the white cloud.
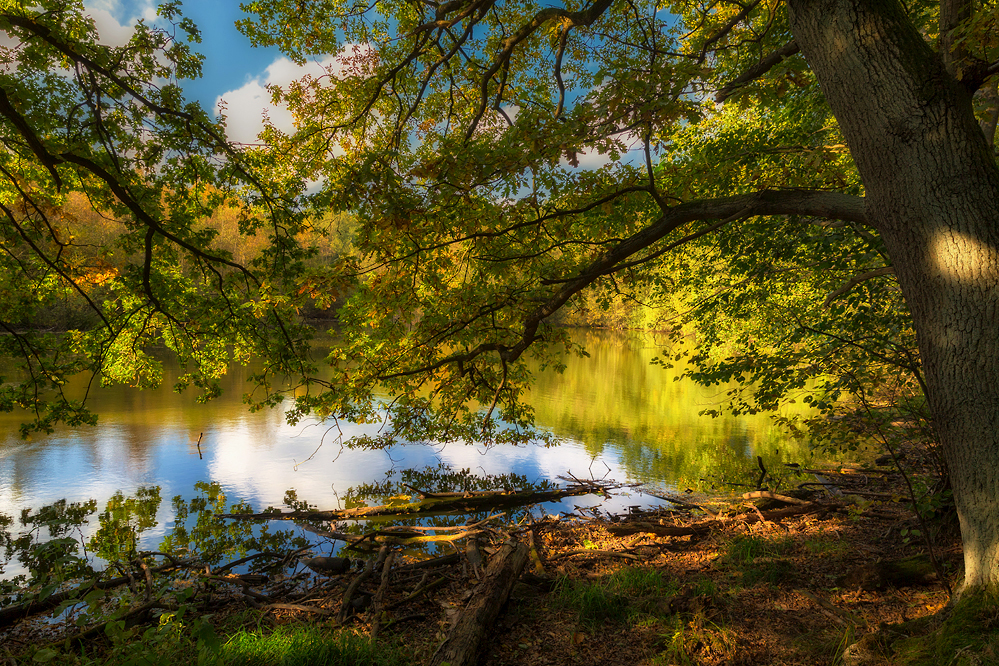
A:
[216,55,341,145]
[84,1,156,47]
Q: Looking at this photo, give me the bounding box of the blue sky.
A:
[85,0,336,143]
[84,0,631,165]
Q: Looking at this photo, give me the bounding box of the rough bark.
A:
[787,0,999,592]
[430,539,529,666]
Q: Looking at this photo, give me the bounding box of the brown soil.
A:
[280,478,960,666]
[2,476,962,666]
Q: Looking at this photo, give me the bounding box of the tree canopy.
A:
[0,0,317,435]
[2,0,999,589]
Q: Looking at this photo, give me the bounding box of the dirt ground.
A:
[2,469,963,666]
[380,495,959,666]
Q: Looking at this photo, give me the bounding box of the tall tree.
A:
[237,0,999,594]
[2,0,998,598]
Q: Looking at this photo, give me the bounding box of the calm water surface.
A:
[0,330,810,567]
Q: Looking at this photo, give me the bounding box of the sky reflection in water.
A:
[0,330,803,568]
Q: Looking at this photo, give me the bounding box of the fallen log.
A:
[216,486,595,522]
[742,491,811,505]
[606,523,710,538]
[550,549,640,561]
[608,502,840,538]
[394,553,461,572]
[430,539,530,666]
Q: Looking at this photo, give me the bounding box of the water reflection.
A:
[1,329,817,568]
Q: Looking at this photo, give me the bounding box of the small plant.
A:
[652,612,736,666]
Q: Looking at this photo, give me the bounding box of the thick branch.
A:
[715,39,800,103]
[505,189,865,361]
[381,189,865,379]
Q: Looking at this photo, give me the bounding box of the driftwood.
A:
[606,523,710,538]
[527,530,546,575]
[550,549,641,561]
[608,502,840,538]
[370,550,397,639]
[259,602,332,616]
[339,546,387,623]
[742,491,811,505]
[217,486,594,522]
[395,553,461,572]
[430,539,530,666]
[386,576,448,611]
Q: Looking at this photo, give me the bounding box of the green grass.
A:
[49,618,410,666]
[741,559,796,588]
[803,537,849,556]
[553,567,682,626]
[722,534,794,565]
[719,535,797,589]
[553,567,736,664]
[208,625,409,666]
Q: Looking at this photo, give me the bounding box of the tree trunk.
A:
[430,539,529,666]
[787,0,999,592]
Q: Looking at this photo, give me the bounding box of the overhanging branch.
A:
[379,189,866,380]
[715,39,800,103]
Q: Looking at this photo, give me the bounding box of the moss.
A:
[885,589,999,665]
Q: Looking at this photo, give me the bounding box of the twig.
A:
[550,549,640,561]
[795,588,865,627]
[260,603,332,615]
[386,576,449,611]
[756,455,769,490]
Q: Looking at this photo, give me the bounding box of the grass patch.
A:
[741,559,796,588]
[803,537,849,557]
[209,625,409,666]
[720,535,797,588]
[553,567,681,626]
[722,534,794,565]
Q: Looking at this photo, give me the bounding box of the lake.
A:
[0,329,815,576]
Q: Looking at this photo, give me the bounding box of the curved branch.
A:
[379,189,866,379]
[466,0,616,138]
[715,39,800,103]
[823,266,895,307]
[698,0,764,63]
